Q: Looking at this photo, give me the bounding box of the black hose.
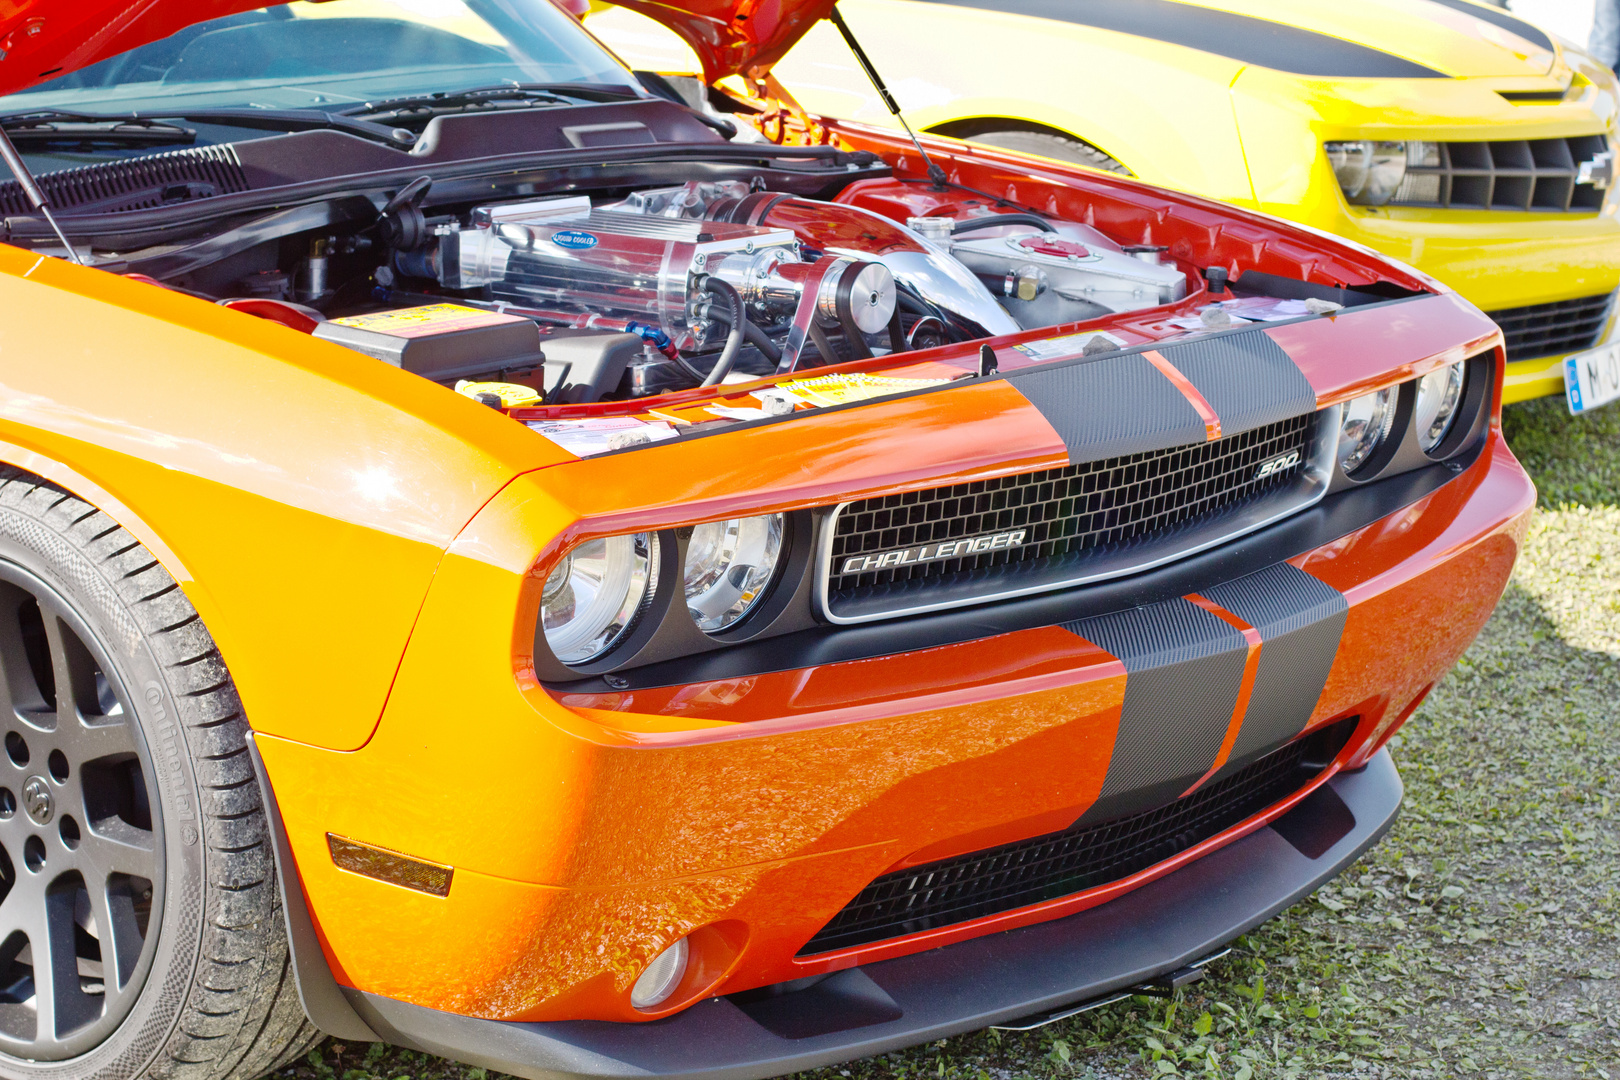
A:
[706,306,782,365]
[951,212,1051,235]
[698,276,747,387]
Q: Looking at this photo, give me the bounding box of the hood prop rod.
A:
[827,5,948,191]
[0,126,84,265]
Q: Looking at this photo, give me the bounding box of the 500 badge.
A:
[840,529,1028,574]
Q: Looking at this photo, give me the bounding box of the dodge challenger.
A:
[0,1,1532,1079]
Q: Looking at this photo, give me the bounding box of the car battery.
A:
[314,303,544,381]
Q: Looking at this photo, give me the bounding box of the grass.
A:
[285,398,1620,1080]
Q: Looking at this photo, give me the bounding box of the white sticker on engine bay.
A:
[528,417,677,457]
[1013,331,1126,362]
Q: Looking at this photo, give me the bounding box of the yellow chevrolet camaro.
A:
[587,0,1620,404]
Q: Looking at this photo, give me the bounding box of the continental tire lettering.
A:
[839,529,1029,575]
[144,679,198,841]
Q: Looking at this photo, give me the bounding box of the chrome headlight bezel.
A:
[540,532,661,665]
[683,513,786,634]
[1414,360,1467,454]
[1335,386,1398,477]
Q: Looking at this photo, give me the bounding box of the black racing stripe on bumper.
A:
[1157,330,1318,436]
[1064,598,1247,821]
[1202,564,1349,774]
[913,0,1447,78]
[345,753,1404,1080]
[1004,352,1205,462]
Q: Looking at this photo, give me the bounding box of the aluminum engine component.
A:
[439,195,896,361]
[951,228,1187,329]
[611,185,1022,340]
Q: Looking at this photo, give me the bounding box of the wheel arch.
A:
[0,248,559,751]
[925,116,1135,176]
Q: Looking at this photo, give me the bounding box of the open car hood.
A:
[0,0,830,98]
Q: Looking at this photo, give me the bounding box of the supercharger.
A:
[437,194,898,375]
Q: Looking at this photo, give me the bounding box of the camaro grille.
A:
[1486,293,1615,363]
[798,723,1351,955]
[1388,135,1610,212]
[823,413,1318,618]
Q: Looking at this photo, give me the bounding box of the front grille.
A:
[1487,293,1614,363]
[1388,135,1610,212]
[825,413,1317,612]
[799,722,1351,955]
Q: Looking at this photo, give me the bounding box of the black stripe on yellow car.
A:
[913,0,1448,78]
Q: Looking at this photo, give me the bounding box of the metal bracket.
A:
[990,948,1233,1031]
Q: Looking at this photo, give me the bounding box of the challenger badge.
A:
[841,529,1028,574]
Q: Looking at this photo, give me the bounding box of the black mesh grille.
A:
[1487,293,1614,363]
[799,723,1352,956]
[827,413,1315,598]
[1388,135,1611,212]
[0,145,249,217]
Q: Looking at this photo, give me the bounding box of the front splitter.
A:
[349,749,1403,1080]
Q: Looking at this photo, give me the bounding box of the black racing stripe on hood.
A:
[1419,0,1554,52]
[912,0,1448,78]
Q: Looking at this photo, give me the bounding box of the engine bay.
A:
[175,171,1207,412]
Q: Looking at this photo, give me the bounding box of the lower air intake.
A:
[1486,293,1614,364]
[798,719,1357,956]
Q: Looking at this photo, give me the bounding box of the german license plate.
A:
[1564,340,1620,415]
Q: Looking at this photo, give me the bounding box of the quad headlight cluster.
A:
[1334,358,1476,480]
[540,513,787,666]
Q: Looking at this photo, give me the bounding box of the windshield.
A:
[0,0,639,135]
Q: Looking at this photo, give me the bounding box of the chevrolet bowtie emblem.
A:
[1578,150,1614,191]
[841,529,1029,575]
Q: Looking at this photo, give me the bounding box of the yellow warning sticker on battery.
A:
[329,303,523,339]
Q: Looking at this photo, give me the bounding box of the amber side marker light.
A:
[328,833,454,897]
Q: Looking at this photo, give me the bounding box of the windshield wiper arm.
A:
[0,111,196,148]
[138,107,419,149]
[337,82,632,121]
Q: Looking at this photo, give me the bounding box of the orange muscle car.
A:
[0,1,1530,1079]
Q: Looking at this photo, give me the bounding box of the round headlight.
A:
[683,514,784,632]
[541,533,658,664]
[1414,361,1466,453]
[1337,388,1397,476]
[631,937,689,1010]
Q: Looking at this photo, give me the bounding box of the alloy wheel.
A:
[0,561,165,1061]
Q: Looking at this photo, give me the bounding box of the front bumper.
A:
[347,752,1400,1080]
[254,414,1531,1027]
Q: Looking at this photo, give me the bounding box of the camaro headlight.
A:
[684,514,784,632]
[1325,141,1405,205]
[1325,140,1437,206]
[1415,361,1466,452]
[542,533,659,663]
[1337,388,1396,476]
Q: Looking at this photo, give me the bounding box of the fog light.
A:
[631,937,689,1010]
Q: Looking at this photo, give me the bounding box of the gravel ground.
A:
[285,397,1620,1080]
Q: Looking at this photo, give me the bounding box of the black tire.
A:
[0,467,317,1080]
[961,130,1132,175]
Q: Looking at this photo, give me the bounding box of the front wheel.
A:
[0,468,319,1080]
